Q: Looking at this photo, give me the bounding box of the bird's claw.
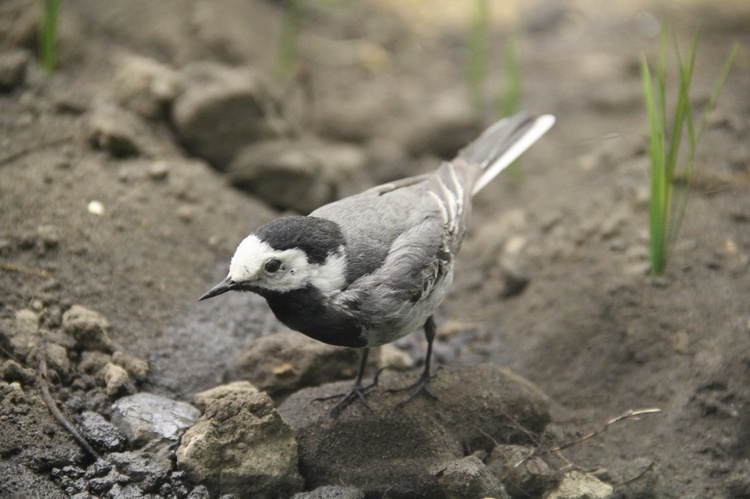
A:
[387,367,440,408]
[312,367,386,414]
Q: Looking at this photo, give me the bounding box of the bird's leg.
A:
[312,347,383,413]
[388,315,439,407]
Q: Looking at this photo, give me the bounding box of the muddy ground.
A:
[1,0,750,497]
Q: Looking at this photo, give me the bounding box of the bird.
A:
[200,111,555,411]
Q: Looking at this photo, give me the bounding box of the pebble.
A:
[100,362,135,397]
[171,61,288,169]
[87,104,147,158]
[110,392,201,447]
[436,455,510,499]
[229,332,363,397]
[108,446,172,493]
[0,49,30,91]
[192,380,259,410]
[291,486,365,499]
[176,385,304,498]
[77,411,127,451]
[227,137,366,213]
[547,471,613,499]
[112,54,183,120]
[112,351,150,382]
[62,305,113,352]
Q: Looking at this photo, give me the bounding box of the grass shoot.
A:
[40,0,60,74]
[640,29,738,275]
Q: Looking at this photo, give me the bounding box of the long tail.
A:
[459,112,555,195]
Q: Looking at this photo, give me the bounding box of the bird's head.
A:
[199,216,348,300]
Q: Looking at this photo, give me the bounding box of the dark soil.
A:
[1,0,750,497]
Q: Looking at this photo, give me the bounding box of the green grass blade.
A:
[41,0,59,74]
[275,0,303,82]
[641,55,667,275]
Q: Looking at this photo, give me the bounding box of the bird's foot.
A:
[312,368,385,414]
[387,367,440,408]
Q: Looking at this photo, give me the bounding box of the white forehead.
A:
[229,235,279,282]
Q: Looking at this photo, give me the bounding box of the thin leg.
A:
[312,347,383,413]
[388,315,439,407]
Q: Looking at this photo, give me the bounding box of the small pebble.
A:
[87,200,105,216]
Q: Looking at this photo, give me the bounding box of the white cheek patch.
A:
[229,235,347,295]
[308,249,347,296]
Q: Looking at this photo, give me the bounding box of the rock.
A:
[108,446,173,493]
[9,309,39,359]
[378,344,414,371]
[193,380,259,410]
[546,471,613,499]
[87,104,146,157]
[435,455,509,499]
[171,62,287,169]
[111,392,201,447]
[79,351,112,374]
[227,137,367,213]
[229,332,363,397]
[487,445,558,498]
[176,384,304,499]
[0,359,35,385]
[278,364,550,497]
[14,309,40,335]
[44,343,71,380]
[62,305,113,352]
[0,49,30,91]
[112,351,149,382]
[187,485,210,499]
[107,483,145,499]
[77,411,126,451]
[99,363,135,397]
[112,54,182,119]
[291,485,365,499]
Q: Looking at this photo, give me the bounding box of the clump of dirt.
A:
[1,0,750,497]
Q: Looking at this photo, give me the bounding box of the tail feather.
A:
[460,112,555,195]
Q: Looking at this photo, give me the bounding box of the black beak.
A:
[199,276,236,301]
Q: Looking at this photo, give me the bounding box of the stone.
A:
[278,364,550,497]
[176,385,304,499]
[0,359,35,385]
[87,104,153,158]
[44,343,71,380]
[99,363,135,397]
[108,446,173,493]
[79,351,112,374]
[112,54,182,119]
[112,351,149,382]
[487,445,558,498]
[171,62,287,169]
[193,380,259,410]
[435,455,509,499]
[229,332,363,397]
[77,411,127,451]
[227,137,366,213]
[546,471,613,499]
[111,393,200,447]
[0,49,30,91]
[62,305,113,352]
[291,485,365,499]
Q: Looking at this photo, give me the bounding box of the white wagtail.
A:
[200,111,555,410]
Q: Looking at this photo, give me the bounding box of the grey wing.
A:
[312,161,478,282]
[332,214,452,344]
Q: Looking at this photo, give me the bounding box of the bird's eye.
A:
[264,259,282,273]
